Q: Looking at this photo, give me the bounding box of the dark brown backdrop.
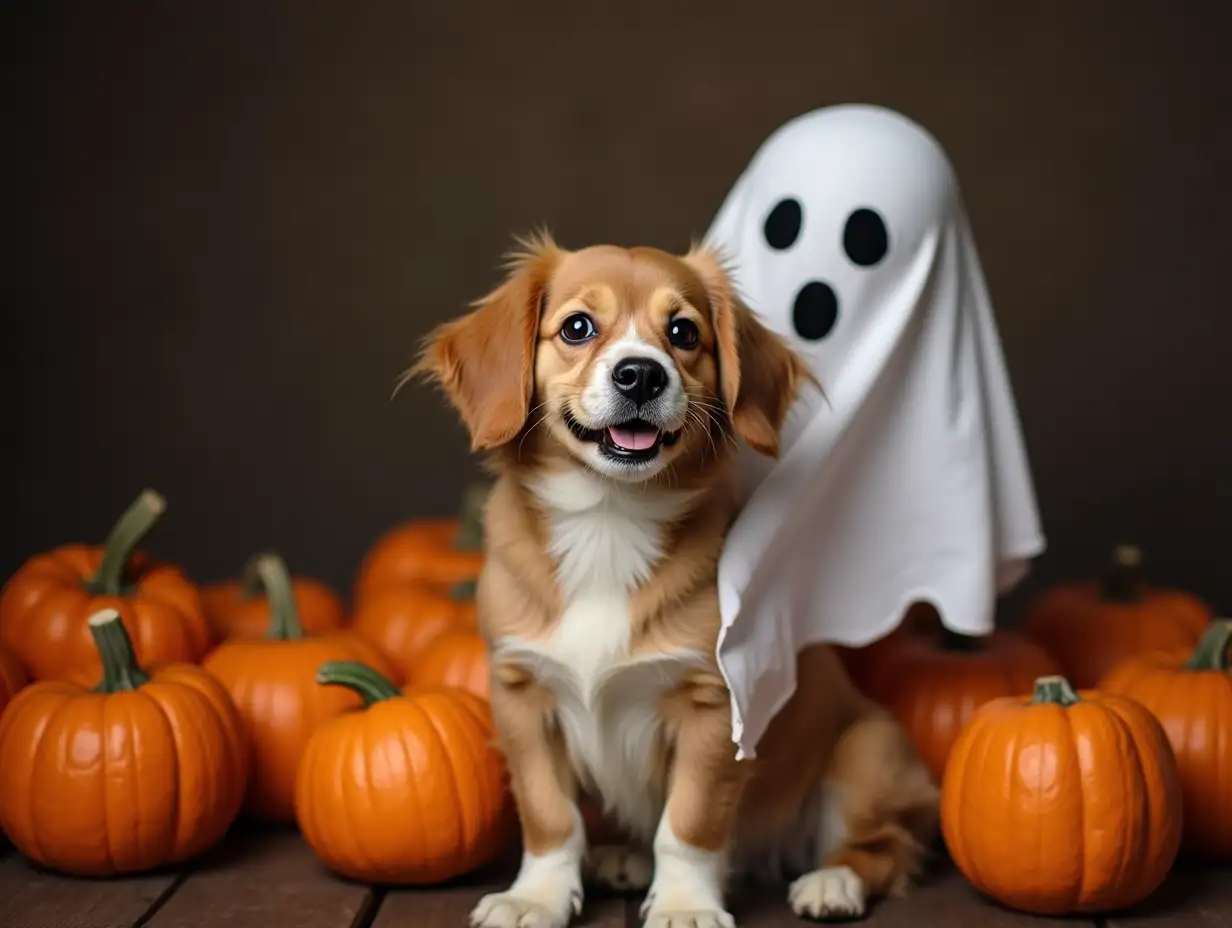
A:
[6,1,1231,616]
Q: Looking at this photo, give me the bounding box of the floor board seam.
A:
[130,872,188,928]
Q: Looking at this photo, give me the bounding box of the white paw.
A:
[470,888,582,928]
[641,903,735,928]
[788,866,866,920]
[585,844,654,891]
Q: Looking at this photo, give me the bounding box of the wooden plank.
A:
[144,828,376,928]
[730,864,1095,927]
[1108,864,1232,927]
[0,852,181,928]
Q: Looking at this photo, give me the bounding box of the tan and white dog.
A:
[413,235,939,928]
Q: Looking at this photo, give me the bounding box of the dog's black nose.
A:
[612,357,668,406]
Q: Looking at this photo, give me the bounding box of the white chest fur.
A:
[496,470,703,840]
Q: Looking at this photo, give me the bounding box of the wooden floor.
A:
[0,828,1228,928]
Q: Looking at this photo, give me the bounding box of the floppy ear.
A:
[410,234,561,451]
[684,245,815,458]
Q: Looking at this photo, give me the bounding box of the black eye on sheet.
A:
[763,197,803,251]
[842,208,889,267]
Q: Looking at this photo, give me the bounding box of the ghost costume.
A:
[706,104,1046,760]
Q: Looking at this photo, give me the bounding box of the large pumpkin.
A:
[202,554,400,823]
[413,630,490,701]
[0,643,27,718]
[353,483,487,605]
[0,489,212,681]
[295,661,511,884]
[941,674,1182,915]
[832,601,941,695]
[1022,544,1211,687]
[870,628,1061,781]
[352,580,478,681]
[1100,619,1232,859]
[0,608,247,876]
[202,553,345,641]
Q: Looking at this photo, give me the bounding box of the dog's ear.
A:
[684,245,815,458]
[410,233,561,451]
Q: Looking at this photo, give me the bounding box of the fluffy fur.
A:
[412,234,939,927]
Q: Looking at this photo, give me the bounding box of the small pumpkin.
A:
[1100,619,1232,860]
[1022,544,1211,687]
[869,627,1061,781]
[295,661,511,884]
[202,553,401,823]
[353,483,487,605]
[352,580,478,681]
[413,629,490,701]
[941,674,1182,915]
[0,643,27,718]
[202,554,345,641]
[0,489,212,681]
[0,608,247,876]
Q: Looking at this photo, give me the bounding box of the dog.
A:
[412,234,940,928]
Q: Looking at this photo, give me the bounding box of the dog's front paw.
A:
[585,844,654,892]
[639,888,734,928]
[470,887,582,928]
[788,866,866,921]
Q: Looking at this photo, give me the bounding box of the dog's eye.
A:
[667,318,700,350]
[560,313,597,344]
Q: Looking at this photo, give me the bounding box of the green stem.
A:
[89,608,151,692]
[1032,675,1081,707]
[450,578,478,600]
[316,661,400,707]
[1100,544,1143,602]
[246,553,303,640]
[89,489,166,595]
[454,483,488,551]
[938,628,985,652]
[1183,620,1232,672]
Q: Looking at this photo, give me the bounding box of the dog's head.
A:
[412,233,812,483]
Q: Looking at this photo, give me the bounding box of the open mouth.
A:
[563,408,681,463]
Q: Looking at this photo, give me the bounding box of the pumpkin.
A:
[0,489,212,681]
[0,608,247,876]
[352,483,487,605]
[1100,619,1232,859]
[0,643,27,718]
[352,580,478,681]
[832,601,941,695]
[202,553,401,823]
[941,674,1182,915]
[413,630,490,700]
[869,627,1061,781]
[295,660,511,884]
[1022,544,1211,687]
[202,554,345,641]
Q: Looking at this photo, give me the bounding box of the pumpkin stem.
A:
[1031,674,1081,706]
[89,489,166,596]
[1183,620,1232,672]
[938,628,985,652]
[316,660,401,707]
[245,553,304,640]
[454,482,488,552]
[1100,544,1143,602]
[450,578,478,600]
[88,608,151,692]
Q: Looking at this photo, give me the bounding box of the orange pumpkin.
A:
[941,674,1182,915]
[0,643,27,718]
[870,628,1061,781]
[202,554,400,823]
[413,630,490,700]
[295,661,511,884]
[353,580,478,681]
[1022,544,1211,687]
[1100,619,1232,859]
[0,608,247,876]
[202,553,345,641]
[353,483,487,605]
[832,602,941,694]
[0,489,212,682]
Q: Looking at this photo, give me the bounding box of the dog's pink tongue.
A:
[608,425,658,451]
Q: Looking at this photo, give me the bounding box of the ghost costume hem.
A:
[705,105,1046,761]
